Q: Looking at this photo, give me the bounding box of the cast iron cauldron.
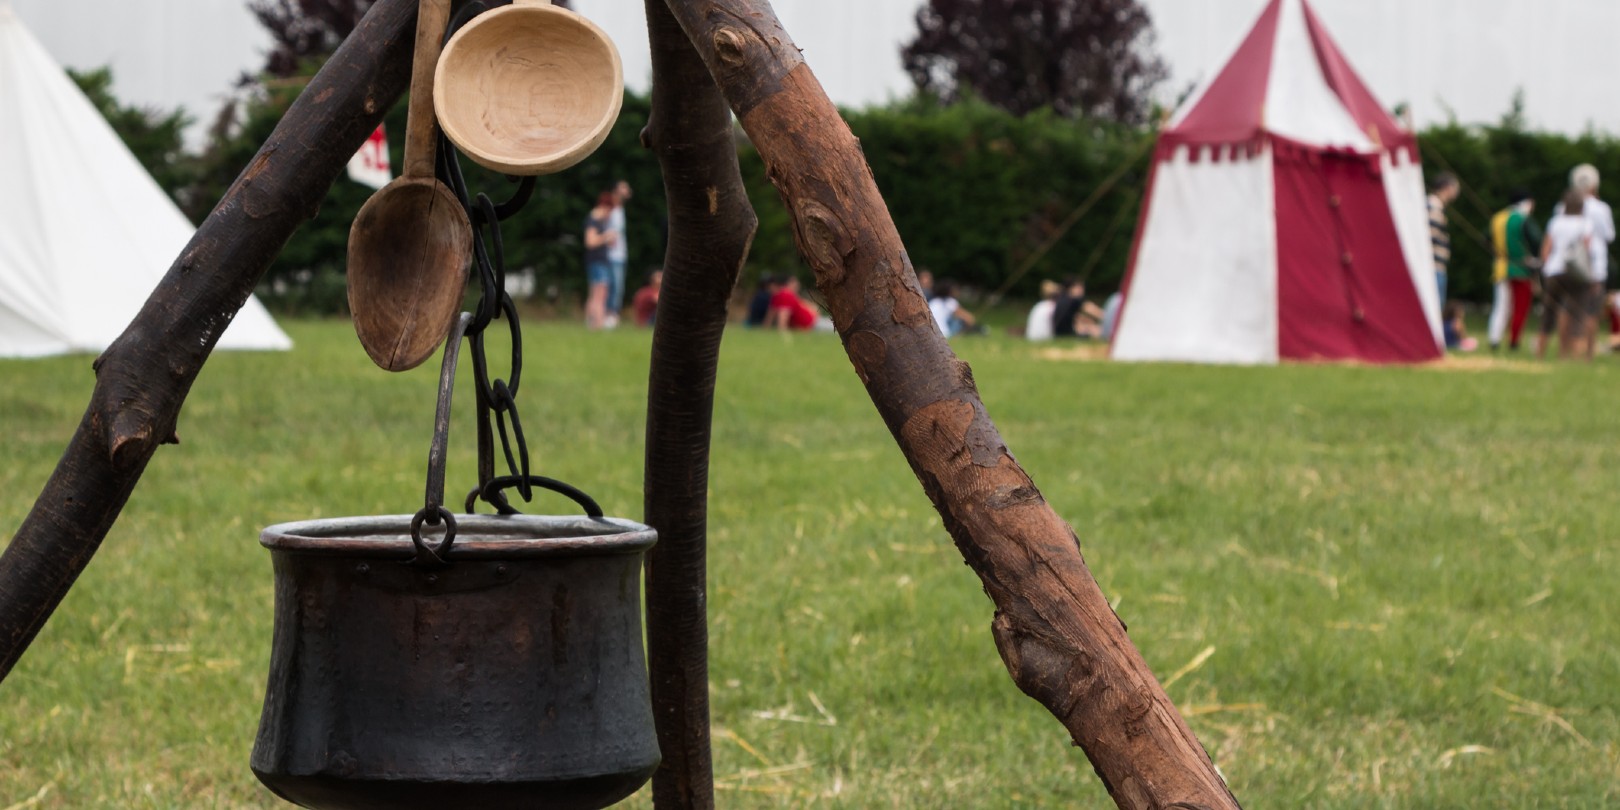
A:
[251,514,658,810]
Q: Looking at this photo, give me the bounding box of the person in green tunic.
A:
[1488,189,1541,350]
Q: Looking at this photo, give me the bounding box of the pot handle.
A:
[412,312,473,566]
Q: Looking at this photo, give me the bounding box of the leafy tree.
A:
[67,67,196,208]
[250,0,571,77]
[902,0,1168,125]
[250,0,375,78]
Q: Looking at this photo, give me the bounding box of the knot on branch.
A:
[793,198,851,287]
[712,28,748,66]
[991,611,1088,719]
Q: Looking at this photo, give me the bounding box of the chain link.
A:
[411,0,599,521]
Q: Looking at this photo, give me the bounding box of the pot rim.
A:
[261,514,655,559]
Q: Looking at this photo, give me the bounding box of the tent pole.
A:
[0,0,418,683]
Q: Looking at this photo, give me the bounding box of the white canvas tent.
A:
[0,2,291,357]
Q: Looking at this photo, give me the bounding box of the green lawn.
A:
[2,320,1618,808]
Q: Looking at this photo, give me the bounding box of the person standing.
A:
[1536,189,1596,360]
[1566,165,1614,357]
[604,180,632,328]
[1428,172,1460,304]
[1488,190,1540,351]
[582,190,618,330]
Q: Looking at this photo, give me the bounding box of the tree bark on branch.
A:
[0,0,418,682]
[640,1,759,808]
[661,1,1240,807]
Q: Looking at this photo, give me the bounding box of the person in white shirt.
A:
[929,280,979,338]
[1558,164,1614,358]
[1024,280,1060,341]
[604,180,632,328]
[1537,189,1597,360]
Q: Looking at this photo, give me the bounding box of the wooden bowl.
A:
[434,0,623,176]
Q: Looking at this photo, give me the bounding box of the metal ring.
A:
[479,475,604,518]
[410,506,458,566]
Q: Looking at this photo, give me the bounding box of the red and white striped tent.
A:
[1111,0,1442,364]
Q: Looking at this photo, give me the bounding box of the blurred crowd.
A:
[1431,163,1618,360]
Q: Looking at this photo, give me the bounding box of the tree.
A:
[67,67,195,208]
[902,0,1168,125]
[250,0,376,78]
[250,0,571,77]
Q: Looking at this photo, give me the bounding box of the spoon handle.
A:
[403,0,452,180]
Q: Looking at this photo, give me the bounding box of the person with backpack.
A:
[1565,165,1615,357]
[1536,189,1597,360]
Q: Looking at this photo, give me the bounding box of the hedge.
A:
[180,81,1620,312]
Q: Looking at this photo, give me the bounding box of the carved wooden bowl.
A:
[435,0,623,176]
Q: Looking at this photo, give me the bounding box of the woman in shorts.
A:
[1536,189,1597,359]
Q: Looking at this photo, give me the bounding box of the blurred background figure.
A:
[604,180,633,328]
[1428,172,1459,304]
[582,190,619,330]
[1025,280,1061,341]
[1052,278,1104,339]
[767,276,833,332]
[929,279,981,338]
[745,275,782,327]
[1488,189,1540,351]
[1443,301,1478,352]
[632,268,662,327]
[1536,189,1596,360]
[1564,165,1614,358]
[915,268,935,300]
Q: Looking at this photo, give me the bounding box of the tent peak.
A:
[1167,0,1404,153]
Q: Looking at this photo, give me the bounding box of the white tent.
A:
[0,2,291,357]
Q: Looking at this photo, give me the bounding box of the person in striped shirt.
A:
[1429,172,1460,304]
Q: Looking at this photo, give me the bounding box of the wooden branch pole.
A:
[662,2,1241,807]
[640,1,759,807]
[0,0,419,682]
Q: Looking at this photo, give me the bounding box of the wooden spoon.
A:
[434,0,623,176]
[347,0,472,372]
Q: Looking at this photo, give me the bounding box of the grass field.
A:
[2,319,1619,808]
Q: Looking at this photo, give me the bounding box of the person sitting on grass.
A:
[631,269,662,327]
[766,276,833,332]
[1442,301,1478,352]
[1024,280,1061,341]
[745,274,782,327]
[929,279,983,338]
[1052,278,1105,339]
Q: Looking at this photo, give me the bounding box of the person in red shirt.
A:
[631,269,662,327]
[766,276,825,331]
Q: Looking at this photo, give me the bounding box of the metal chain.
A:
[413,0,604,526]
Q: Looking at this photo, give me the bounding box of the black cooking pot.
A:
[251,513,658,810]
